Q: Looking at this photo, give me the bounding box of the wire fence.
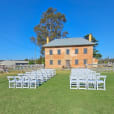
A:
[86,63,114,72]
[0,64,44,72]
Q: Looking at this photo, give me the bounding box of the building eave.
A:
[43,44,95,48]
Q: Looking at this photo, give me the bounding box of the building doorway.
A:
[66,60,71,68]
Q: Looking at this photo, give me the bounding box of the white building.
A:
[0,60,29,67]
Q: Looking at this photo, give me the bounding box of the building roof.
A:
[43,38,95,47]
[0,60,29,66]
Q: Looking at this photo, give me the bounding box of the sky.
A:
[0,0,114,60]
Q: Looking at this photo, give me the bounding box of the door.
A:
[66,60,70,68]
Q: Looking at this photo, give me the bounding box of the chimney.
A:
[46,36,49,44]
[89,34,92,42]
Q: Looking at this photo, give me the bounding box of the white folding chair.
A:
[46,70,52,79]
[70,76,79,89]
[18,73,24,76]
[7,76,16,88]
[87,72,96,90]
[29,76,37,89]
[78,75,87,90]
[31,73,39,87]
[15,76,23,88]
[97,75,106,90]
[22,76,29,88]
[41,70,48,81]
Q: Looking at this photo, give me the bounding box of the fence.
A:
[0,64,44,72]
[86,63,114,72]
[14,64,44,71]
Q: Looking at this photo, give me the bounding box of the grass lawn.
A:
[0,71,114,114]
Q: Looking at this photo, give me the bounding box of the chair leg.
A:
[97,82,98,90]
[35,81,36,88]
[104,81,106,90]
[94,82,96,90]
[9,82,10,88]
[97,82,106,90]
[70,82,71,89]
[9,82,15,88]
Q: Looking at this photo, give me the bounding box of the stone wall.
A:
[45,45,93,69]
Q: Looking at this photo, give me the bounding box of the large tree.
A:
[31,7,68,56]
[84,34,102,59]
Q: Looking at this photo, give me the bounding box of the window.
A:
[58,60,61,65]
[50,60,53,65]
[58,49,61,55]
[75,59,78,65]
[84,59,87,65]
[66,49,70,55]
[84,48,87,54]
[49,50,53,55]
[75,49,78,54]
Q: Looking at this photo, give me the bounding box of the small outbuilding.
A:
[0,60,29,67]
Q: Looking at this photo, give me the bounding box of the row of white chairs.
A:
[70,68,107,90]
[7,69,56,89]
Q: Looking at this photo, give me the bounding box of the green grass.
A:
[0,71,114,114]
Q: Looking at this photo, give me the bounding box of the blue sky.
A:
[0,0,114,60]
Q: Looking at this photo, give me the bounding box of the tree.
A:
[24,58,29,61]
[84,34,102,59]
[31,7,68,57]
[30,36,37,64]
[29,59,34,64]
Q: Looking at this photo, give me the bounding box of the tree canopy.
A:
[84,34,102,59]
[31,7,68,56]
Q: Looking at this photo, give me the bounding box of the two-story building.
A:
[43,34,97,69]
